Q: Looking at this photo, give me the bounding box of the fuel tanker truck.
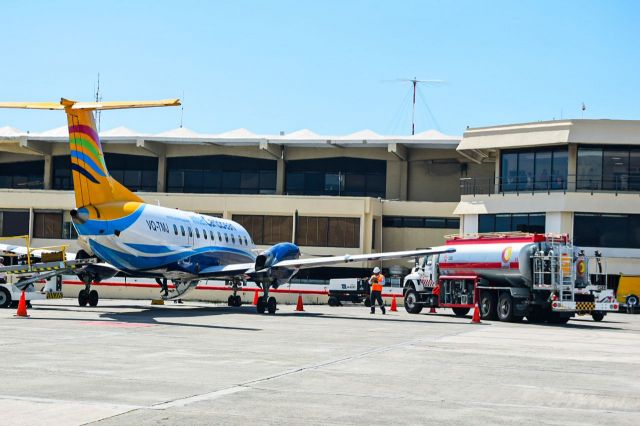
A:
[402,233,619,323]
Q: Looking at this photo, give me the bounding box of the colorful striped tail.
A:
[64,104,142,207]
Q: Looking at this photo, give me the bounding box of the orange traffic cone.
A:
[429,307,437,313]
[295,294,304,312]
[15,291,29,318]
[471,303,481,323]
[390,296,397,312]
[252,290,260,306]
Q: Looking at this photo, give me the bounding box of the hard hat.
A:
[373,267,381,274]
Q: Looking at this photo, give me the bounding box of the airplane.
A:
[0,98,455,314]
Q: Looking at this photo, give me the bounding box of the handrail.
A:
[0,235,68,266]
[460,173,640,196]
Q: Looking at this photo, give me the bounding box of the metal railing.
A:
[460,174,640,196]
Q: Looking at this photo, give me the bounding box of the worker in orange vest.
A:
[369,266,386,314]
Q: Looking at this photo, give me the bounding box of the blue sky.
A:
[1,0,638,136]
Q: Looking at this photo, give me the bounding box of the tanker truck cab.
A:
[402,233,618,323]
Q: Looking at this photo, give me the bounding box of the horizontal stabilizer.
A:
[0,102,64,110]
[63,98,181,110]
[0,99,181,111]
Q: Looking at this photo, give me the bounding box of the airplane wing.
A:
[269,246,454,270]
[197,263,254,278]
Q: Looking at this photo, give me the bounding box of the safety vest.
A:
[370,273,384,292]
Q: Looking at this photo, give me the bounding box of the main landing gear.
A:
[256,281,277,315]
[77,274,99,307]
[227,278,243,307]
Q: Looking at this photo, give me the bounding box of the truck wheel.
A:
[480,291,497,320]
[591,311,605,322]
[452,307,470,317]
[497,293,514,322]
[404,289,423,314]
[364,298,371,307]
[328,296,339,307]
[0,288,11,309]
[627,295,638,309]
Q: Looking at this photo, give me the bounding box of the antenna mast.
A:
[94,73,102,132]
[393,77,443,135]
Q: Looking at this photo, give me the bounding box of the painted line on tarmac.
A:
[0,393,144,410]
[150,386,249,409]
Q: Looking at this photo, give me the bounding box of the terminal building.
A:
[1,118,639,285]
[0,125,491,284]
[455,119,640,282]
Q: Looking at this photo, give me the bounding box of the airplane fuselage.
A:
[73,202,256,277]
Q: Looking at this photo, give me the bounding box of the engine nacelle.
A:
[253,242,300,286]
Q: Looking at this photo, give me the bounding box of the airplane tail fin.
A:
[0,98,180,208]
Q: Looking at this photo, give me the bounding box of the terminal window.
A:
[382,216,460,229]
[0,160,44,189]
[296,216,360,248]
[478,213,545,233]
[285,157,386,197]
[500,148,567,192]
[574,213,640,249]
[232,215,293,245]
[167,156,276,195]
[577,146,640,191]
[0,210,30,237]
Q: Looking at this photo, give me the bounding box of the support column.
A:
[399,160,408,201]
[157,153,167,193]
[43,155,53,189]
[567,143,577,191]
[276,158,285,195]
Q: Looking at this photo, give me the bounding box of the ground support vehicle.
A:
[328,278,371,307]
[616,275,640,313]
[0,258,96,308]
[403,233,619,323]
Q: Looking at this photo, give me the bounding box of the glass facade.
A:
[382,216,460,229]
[577,145,640,191]
[500,148,567,191]
[167,156,276,194]
[0,160,44,189]
[105,154,157,192]
[478,213,545,233]
[574,213,640,249]
[0,210,30,237]
[285,157,386,197]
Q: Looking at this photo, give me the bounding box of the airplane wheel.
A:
[227,295,234,306]
[88,290,99,307]
[267,297,277,315]
[235,295,242,306]
[78,290,89,307]
[256,296,267,314]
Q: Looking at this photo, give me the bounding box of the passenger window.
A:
[173,224,178,235]
[218,232,222,241]
[210,230,214,240]
[180,225,185,236]
[231,235,236,244]
[195,228,200,238]
[203,229,207,240]
[188,227,193,237]
[225,233,228,242]
[244,236,248,245]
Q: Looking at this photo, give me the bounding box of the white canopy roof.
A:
[0,124,461,149]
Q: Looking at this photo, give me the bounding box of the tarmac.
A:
[0,300,639,425]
